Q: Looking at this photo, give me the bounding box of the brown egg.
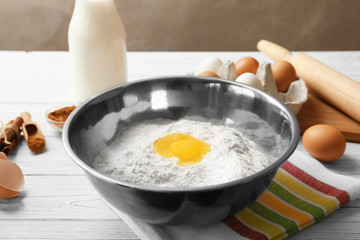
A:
[198,71,220,78]
[302,124,346,162]
[271,60,298,92]
[0,152,25,199]
[235,57,259,76]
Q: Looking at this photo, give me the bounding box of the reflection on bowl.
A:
[62,76,299,225]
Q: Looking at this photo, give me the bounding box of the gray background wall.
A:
[1,0,359,51]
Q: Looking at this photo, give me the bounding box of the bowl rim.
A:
[62,76,300,193]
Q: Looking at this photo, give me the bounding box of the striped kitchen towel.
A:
[107,150,360,240]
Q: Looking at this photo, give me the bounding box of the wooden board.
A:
[297,93,360,142]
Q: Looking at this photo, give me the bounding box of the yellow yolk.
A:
[154,133,211,166]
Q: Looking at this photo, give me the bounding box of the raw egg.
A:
[199,71,220,78]
[271,60,298,92]
[154,133,211,166]
[302,124,346,162]
[0,152,25,199]
[235,57,259,76]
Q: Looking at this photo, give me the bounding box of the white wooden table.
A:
[0,51,359,239]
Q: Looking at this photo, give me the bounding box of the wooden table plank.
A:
[1,220,138,240]
[0,176,117,220]
[0,51,360,240]
[6,137,83,176]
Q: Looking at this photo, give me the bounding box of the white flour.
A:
[93,118,269,188]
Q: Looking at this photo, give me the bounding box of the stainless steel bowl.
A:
[62,76,299,225]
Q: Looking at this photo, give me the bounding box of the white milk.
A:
[68,0,127,102]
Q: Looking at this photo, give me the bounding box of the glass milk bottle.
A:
[68,0,127,102]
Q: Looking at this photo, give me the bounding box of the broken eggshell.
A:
[0,152,25,199]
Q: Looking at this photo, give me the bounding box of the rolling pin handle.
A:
[257,39,293,61]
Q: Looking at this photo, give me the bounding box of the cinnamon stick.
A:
[2,138,18,155]
[5,117,23,141]
[0,117,23,155]
[0,135,4,150]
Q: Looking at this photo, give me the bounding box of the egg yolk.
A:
[154,133,211,166]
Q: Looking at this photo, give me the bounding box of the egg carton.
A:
[194,57,308,115]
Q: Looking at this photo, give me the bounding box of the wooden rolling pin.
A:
[257,39,360,122]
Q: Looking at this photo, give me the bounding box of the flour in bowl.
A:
[93,118,269,188]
